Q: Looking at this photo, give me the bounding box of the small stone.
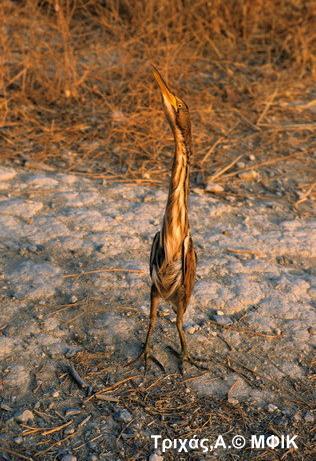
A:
[228,397,239,405]
[52,391,60,398]
[159,308,170,318]
[293,411,302,421]
[304,411,314,423]
[0,337,15,359]
[71,295,78,304]
[113,408,133,423]
[64,408,81,417]
[0,167,16,181]
[88,456,98,461]
[212,315,232,326]
[0,403,12,411]
[15,409,34,423]
[14,437,23,445]
[267,404,278,413]
[308,288,316,300]
[184,322,199,334]
[236,161,245,168]
[149,454,163,461]
[248,154,256,161]
[61,455,77,461]
[238,170,259,182]
[64,427,75,435]
[205,182,224,194]
[192,187,205,195]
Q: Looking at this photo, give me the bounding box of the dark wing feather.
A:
[182,236,197,307]
[149,231,161,277]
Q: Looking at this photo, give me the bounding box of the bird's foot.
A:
[180,353,210,375]
[126,347,165,373]
[167,346,209,375]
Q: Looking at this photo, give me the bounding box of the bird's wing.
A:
[182,234,197,305]
[149,231,161,278]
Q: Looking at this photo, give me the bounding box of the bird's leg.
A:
[176,302,209,374]
[142,285,160,367]
[127,285,164,371]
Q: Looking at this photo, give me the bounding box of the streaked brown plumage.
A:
[131,67,203,373]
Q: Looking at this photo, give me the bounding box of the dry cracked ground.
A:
[0,166,315,461]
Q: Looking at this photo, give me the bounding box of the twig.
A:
[67,364,89,389]
[226,248,264,258]
[0,446,33,460]
[85,375,140,402]
[256,87,278,126]
[234,108,261,131]
[64,268,145,279]
[208,155,243,182]
[294,182,316,209]
[219,152,304,180]
[201,136,225,165]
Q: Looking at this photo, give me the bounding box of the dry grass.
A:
[0,0,315,182]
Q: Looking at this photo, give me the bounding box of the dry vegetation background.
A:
[0,0,315,185]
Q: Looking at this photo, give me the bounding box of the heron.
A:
[131,67,204,374]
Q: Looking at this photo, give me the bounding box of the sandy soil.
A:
[0,166,315,460]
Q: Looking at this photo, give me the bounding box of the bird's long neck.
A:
[162,133,192,260]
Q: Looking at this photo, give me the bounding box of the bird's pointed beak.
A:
[152,66,177,110]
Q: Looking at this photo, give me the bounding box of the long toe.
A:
[126,346,164,373]
[145,351,165,373]
[187,355,209,370]
[181,353,210,372]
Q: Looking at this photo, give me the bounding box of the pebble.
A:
[0,337,15,359]
[192,187,205,195]
[14,437,23,445]
[236,161,245,168]
[304,411,314,423]
[149,454,163,461]
[238,170,259,181]
[205,182,224,194]
[64,408,81,417]
[61,455,77,461]
[15,409,34,423]
[267,404,279,413]
[186,325,198,334]
[184,322,199,334]
[159,308,170,318]
[64,427,76,435]
[0,403,13,411]
[212,315,232,326]
[248,154,256,161]
[113,408,133,423]
[0,167,16,181]
[293,411,302,421]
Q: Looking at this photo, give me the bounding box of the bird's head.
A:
[152,66,191,142]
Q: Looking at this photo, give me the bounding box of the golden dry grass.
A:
[0,0,315,181]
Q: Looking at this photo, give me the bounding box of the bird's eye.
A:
[177,103,182,110]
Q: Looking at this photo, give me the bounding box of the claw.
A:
[185,354,209,370]
[166,346,209,374]
[126,347,165,373]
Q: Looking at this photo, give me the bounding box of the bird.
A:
[130,66,204,374]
